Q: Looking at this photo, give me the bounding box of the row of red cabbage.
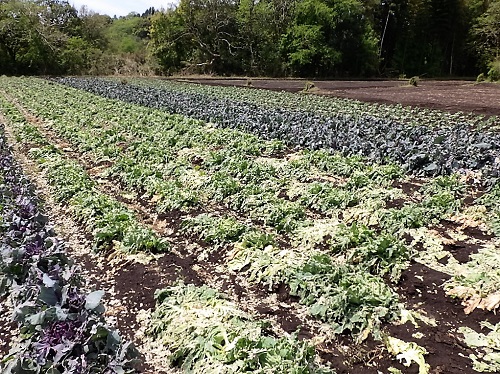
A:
[0,125,137,373]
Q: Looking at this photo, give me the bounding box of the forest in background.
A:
[0,0,499,79]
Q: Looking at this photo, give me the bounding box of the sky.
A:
[70,1,173,17]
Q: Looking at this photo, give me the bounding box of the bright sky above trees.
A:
[71,0,171,16]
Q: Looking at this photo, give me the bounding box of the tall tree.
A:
[236,0,285,75]
[0,0,73,74]
[388,0,471,76]
[471,0,500,71]
[280,0,378,76]
[149,7,191,74]
[176,0,241,74]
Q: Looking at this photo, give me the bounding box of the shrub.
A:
[487,59,500,82]
[303,81,316,92]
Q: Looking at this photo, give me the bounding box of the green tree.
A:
[236,0,284,75]
[76,6,110,49]
[180,0,242,74]
[471,0,500,71]
[0,0,86,74]
[150,0,242,75]
[59,36,96,74]
[149,7,190,74]
[280,0,378,77]
[388,0,472,76]
[106,14,149,54]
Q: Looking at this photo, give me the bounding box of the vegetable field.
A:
[1,76,499,374]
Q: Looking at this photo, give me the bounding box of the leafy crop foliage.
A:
[229,244,399,339]
[328,223,409,280]
[6,111,168,255]
[459,321,500,372]
[477,183,500,236]
[4,77,495,356]
[182,213,248,244]
[1,77,460,341]
[381,176,464,233]
[0,78,404,216]
[53,77,500,180]
[447,244,500,302]
[0,127,137,373]
[147,283,333,373]
[290,255,399,338]
[35,148,168,254]
[298,182,359,212]
[1,74,497,373]
[123,78,500,132]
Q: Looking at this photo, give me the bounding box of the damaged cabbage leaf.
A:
[459,322,500,372]
[385,336,430,374]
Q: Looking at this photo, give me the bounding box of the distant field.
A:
[178,78,500,117]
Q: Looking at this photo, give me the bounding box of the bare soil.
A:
[179,78,500,117]
[388,261,499,374]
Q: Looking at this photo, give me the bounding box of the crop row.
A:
[0,125,137,373]
[2,78,407,337]
[121,77,500,130]
[0,120,332,373]
[147,283,333,372]
[52,77,500,181]
[5,77,500,372]
[0,96,167,255]
[1,78,404,228]
[2,78,471,237]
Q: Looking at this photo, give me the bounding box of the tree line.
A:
[0,0,154,75]
[1,0,499,79]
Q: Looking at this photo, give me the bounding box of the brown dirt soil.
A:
[179,78,500,117]
[73,250,202,373]
[388,261,500,374]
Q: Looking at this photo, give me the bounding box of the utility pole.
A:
[379,7,392,60]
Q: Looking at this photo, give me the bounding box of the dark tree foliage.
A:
[0,0,499,78]
[387,0,472,76]
[149,0,499,78]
